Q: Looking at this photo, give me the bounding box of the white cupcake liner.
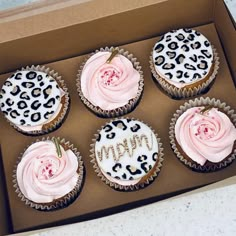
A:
[150,46,220,99]
[4,65,70,136]
[76,47,144,118]
[90,117,164,191]
[169,97,236,172]
[13,137,84,211]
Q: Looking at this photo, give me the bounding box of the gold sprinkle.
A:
[52,137,62,158]
[106,49,119,63]
[200,105,213,115]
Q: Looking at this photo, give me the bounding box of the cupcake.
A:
[0,65,69,135]
[76,47,144,118]
[150,28,219,99]
[169,97,236,172]
[91,118,164,191]
[13,137,84,211]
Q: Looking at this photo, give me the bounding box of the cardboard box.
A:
[0,0,235,234]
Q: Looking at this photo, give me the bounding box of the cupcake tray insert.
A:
[0,23,236,233]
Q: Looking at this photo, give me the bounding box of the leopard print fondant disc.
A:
[0,70,62,127]
[95,118,159,182]
[152,28,213,86]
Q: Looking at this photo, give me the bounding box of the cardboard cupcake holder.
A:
[0,0,235,234]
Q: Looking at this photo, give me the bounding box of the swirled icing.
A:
[175,107,236,165]
[16,140,79,203]
[81,51,140,110]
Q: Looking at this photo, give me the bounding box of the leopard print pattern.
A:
[152,28,213,84]
[95,118,159,180]
[0,70,62,126]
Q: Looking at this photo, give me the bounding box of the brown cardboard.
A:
[0,0,236,234]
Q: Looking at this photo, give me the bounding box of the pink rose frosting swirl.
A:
[81,51,140,110]
[175,107,236,166]
[16,141,79,203]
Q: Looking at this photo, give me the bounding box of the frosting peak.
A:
[17,140,79,203]
[81,51,140,110]
[175,107,236,165]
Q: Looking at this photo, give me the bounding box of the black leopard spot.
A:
[175,54,185,64]
[31,88,41,97]
[126,165,142,175]
[3,111,8,116]
[141,162,152,173]
[183,28,192,33]
[165,73,173,79]
[155,56,165,66]
[106,132,115,139]
[20,92,30,100]
[31,112,41,122]
[56,95,60,100]
[131,123,141,132]
[187,33,195,41]
[122,173,127,179]
[198,55,205,60]
[157,35,164,42]
[17,101,27,109]
[6,98,14,106]
[26,71,37,80]
[154,43,164,53]
[183,40,189,44]
[165,35,172,42]
[170,29,177,33]
[15,72,23,80]
[10,110,20,119]
[20,119,26,125]
[201,49,212,58]
[112,120,127,130]
[184,72,190,78]
[203,71,207,75]
[103,124,113,132]
[189,54,197,63]
[10,85,21,96]
[31,100,41,110]
[6,108,12,112]
[112,163,122,172]
[176,70,183,79]
[4,81,12,86]
[195,31,201,36]
[204,40,210,47]
[175,33,185,41]
[37,75,43,81]
[43,85,52,99]
[127,119,132,123]
[181,45,189,52]
[193,73,201,80]
[1,102,4,108]
[191,42,201,49]
[39,82,44,87]
[43,98,55,108]
[22,82,35,89]
[168,42,178,50]
[129,177,134,180]
[137,155,148,162]
[106,172,111,176]
[96,134,101,142]
[184,63,196,70]
[152,152,158,161]
[115,176,120,180]
[166,51,176,59]
[163,63,175,70]
[197,60,208,70]
[10,73,15,78]
[23,110,30,118]
[179,80,186,83]
[44,111,54,119]
[1,89,6,94]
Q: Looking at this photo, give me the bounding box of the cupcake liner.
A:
[6,65,70,136]
[90,117,164,191]
[169,97,236,172]
[150,46,220,99]
[76,47,144,118]
[13,137,84,211]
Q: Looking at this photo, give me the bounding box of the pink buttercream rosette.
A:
[4,65,70,136]
[150,46,219,99]
[76,47,144,118]
[90,117,164,191]
[169,97,236,172]
[13,137,84,211]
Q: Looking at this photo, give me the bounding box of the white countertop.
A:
[13,176,236,236]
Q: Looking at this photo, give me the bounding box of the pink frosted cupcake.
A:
[169,97,236,172]
[13,137,84,211]
[76,47,144,118]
